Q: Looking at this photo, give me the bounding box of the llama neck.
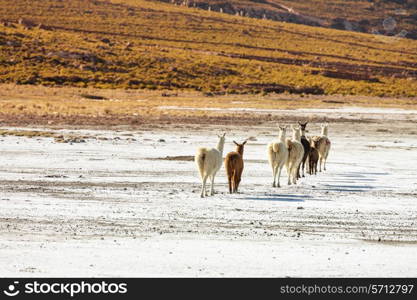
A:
[216,139,225,155]
[301,129,306,137]
[293,131,301,141]
[321,127,328,136]
[278,131,286,142]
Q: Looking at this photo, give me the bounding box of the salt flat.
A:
[0,108,416,277]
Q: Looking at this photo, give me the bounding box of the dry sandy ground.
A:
[0,107,416,277]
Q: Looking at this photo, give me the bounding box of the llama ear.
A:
[233,141,239,146]
[298,121,302,125]
[222,132,226,137]
[242,140,247,145]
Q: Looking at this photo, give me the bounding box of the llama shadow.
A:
[325,178,376,183]
[244,194,311,202]
[319,170,389,191]
[336,171,389,177]
[319,184,375,193]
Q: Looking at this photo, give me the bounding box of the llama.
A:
[308,138,319,175]
[195,133,226,198]
[286,126,304,185]
[224,140,247,193]
[312,123,331,171]
[267,125,289,188]
[297,121,311,178]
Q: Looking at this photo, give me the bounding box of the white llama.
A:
[267,125,289,187]
[195,133,226,198]
[286,126,304,185]
[313,123,331,171]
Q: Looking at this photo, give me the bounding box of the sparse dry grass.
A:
[0,84,415,126]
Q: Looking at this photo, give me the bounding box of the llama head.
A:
[321,123,329,136]
[298,121,308,130]
[278,125,287,139]
[233,140,247,156]
[216,132,226,150]
[292,125,301,141]
[217,132,226,140]
[298,121,308,135]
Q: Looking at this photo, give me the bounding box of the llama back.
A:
[267,142,277,165]
[225,152,242,177]
[268,141,287,165]
[313,136,330,154]
[195,147,208,178]
[323,137,331,160]
[286,139,304,163]
[195,147,222,177]
[285,138,292,150]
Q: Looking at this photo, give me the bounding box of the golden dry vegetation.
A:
[0,0,416,98]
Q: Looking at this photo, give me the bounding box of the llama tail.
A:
[225,156,234,177]
[286,139,293,150]
[195,148,207,178]
[267,143,277,165]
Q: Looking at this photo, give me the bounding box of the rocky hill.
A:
[162,0,417,39]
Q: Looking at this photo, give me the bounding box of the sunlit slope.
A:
[0,0,416,96]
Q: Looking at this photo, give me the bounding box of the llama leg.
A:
[200,175,208,198]
[277,166,282,188]
[300,161,304,178]
[210,173,216,196]
[302,159,306,177]
[272,165,277,187]
[305,155,309,175]
[324,157,327,171]
[287,163,292,185]
[228,174,233,194]
[292,167,297,184]
[319,157,322,172]
[236,177,241,193]
[236,170,242,193]
[232,175,237,193]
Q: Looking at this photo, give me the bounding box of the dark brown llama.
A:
[297,121,311,178]
[224,140,247,193]
[309,139,319,175]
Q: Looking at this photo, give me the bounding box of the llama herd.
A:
[195,123,331,197]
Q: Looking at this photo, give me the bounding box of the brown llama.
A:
[309,138,319,175]
[297,121,311,178]
[224,140,247,193]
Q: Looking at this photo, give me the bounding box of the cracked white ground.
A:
[0,108,416,277]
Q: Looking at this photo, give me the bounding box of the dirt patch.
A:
[154,155,195,161]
